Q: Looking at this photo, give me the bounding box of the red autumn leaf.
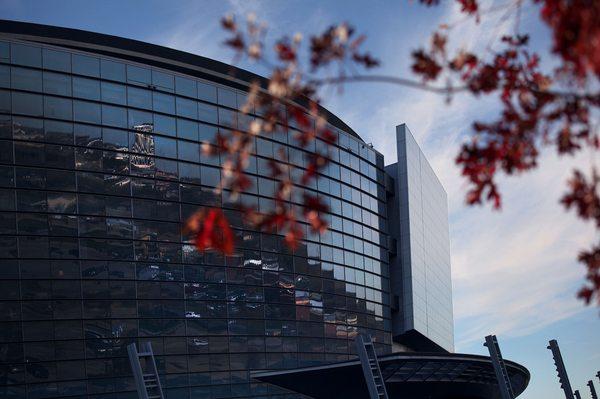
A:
[275,40,297,62]
[411,49,442,81]
[457,0,479,15]
[561,169,600,227]
[538,0,600,79]
[221,15,237,31]
[303,194,330,233]
[185,208,235,256]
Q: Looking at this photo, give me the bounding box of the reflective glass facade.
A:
[0,32,392,399]
[386,124,454,353]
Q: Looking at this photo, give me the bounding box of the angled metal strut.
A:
[127,342,164,399]
[589,380,598,399]
[356,335,389,399]
[484,335,515,399]
[547,339,574,399]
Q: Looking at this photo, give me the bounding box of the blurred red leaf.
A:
[184,208,235,256]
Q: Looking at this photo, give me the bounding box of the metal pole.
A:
[589,380,598,399]
[547,339,575,399]
[574,390,581,399]
[484,335,514,399]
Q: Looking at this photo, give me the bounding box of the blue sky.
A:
[1,0,598,397]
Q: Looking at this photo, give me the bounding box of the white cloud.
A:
[320,0,595,350]
[450,149,594,349]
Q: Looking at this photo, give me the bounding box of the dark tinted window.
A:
[11,67,42,91]
[176,97,197,119]
[198,81,217,103]
[153,92,175,114]
[73,77,100,100]
[128,87,152,109]
[198,123,217,142]
[175,76,196,97]
[43,72,71,96]
[101,81,126,105]
[154,136,177,158]
[152,70,174,92]
[177,119,198,141]
[12,92,43,116]
[73,100,101,124]
[127,65,151,85]
[0,42,7,61]
[42,48,70,72]
[198,103,218,124]
[13,117,44,141]
[100,59,126,82]
[154,114,176,137]
[72,54,100,77]
[45,120,73,144]
[101,105,127,128]
[11,43,41,67]
[0,89,9,113]
[44,96,73,120]
[218,87,237,108]
[0,65,8,88]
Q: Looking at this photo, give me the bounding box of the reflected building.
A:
[0,20,527,399]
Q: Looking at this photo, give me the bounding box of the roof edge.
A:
[0,19,364,142]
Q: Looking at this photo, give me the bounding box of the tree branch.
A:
[308,74,467,94]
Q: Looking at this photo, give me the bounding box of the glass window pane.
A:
[127,65,151,85]
[101,59,125,81]
[13,116,44,141]
[0,65,8,88]
[218,108,237,128]
[72,54,99,77]
[44,96,73,120]
[103,128,128,150]
[179,162,200,183]
[11,67,42,91]
[198,81,217,103]
[43,72,72,96]
[177,119,198,141]
[73,100,101,124]
[128,109,153,129]
[12,92,43,116]
[152,70,174,92]
[0,42,7,61]
[153,92,175,114]
[101,81,126,105]
[45,120,73,144]
[178,141,200,163]
[218,87,237,108]
[155,136,177,158]
[101,104,127,128]
[154,114,176,137]
[175,76,196,97]
[176,97,197,118]
[75,123,101,147]
[128,87,152,109]
[198,123,217,143]
[73,77,100,100]
[0,89,10,113]
[201,166,220,187]
[11,43,41,67]
[42,48,71,72]
[198,103,218,124]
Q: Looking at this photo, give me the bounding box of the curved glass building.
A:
[0,20,393,399]
[0,20,528,399]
